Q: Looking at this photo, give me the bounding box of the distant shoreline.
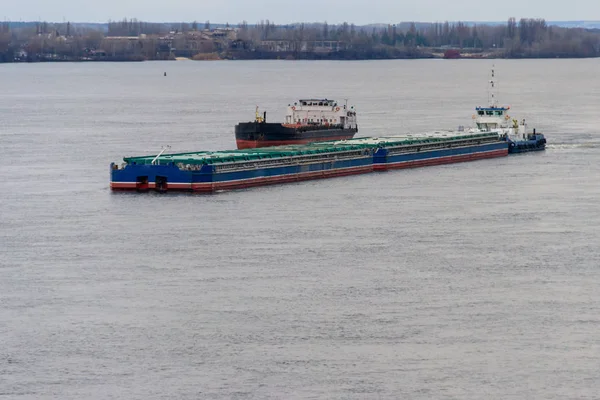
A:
[3,53,598,64]
[3,18,599,64]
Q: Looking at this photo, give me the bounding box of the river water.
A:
[1,59,600,399]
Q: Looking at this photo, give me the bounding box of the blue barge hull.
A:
[111,155,374,193]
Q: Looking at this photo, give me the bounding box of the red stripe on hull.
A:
[111,182,141,190]
[373,149,508,171]
[110,182,191,189]
[236,135,356,149]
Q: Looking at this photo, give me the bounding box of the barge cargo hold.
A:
[110,131,507,193]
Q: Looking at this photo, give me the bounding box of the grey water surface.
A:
[1,59,599,399]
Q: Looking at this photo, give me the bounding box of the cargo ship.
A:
[471,67,546,153]
[234,99,358,149]
[110,131,508,193]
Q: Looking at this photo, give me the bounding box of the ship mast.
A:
[488,66,498,108]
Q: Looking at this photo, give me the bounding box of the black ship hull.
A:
[235,122,358,149]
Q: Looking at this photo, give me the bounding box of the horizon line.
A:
[3,19,600,25]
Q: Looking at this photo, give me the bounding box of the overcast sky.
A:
[4,0,600,24]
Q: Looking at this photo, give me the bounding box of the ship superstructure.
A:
[284,99,357,130]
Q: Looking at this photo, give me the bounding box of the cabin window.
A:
[486,111,493,116]
[478,111,484,116]
[495,111,503,116]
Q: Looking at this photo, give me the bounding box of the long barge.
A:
[110,131,508,193]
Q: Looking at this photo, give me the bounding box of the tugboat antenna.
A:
[488,65,498,107]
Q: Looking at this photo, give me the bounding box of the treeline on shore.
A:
[1,18,599,62]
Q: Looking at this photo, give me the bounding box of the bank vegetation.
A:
[1,18,599,62]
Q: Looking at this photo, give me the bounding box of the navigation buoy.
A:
[164,72,167,76]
